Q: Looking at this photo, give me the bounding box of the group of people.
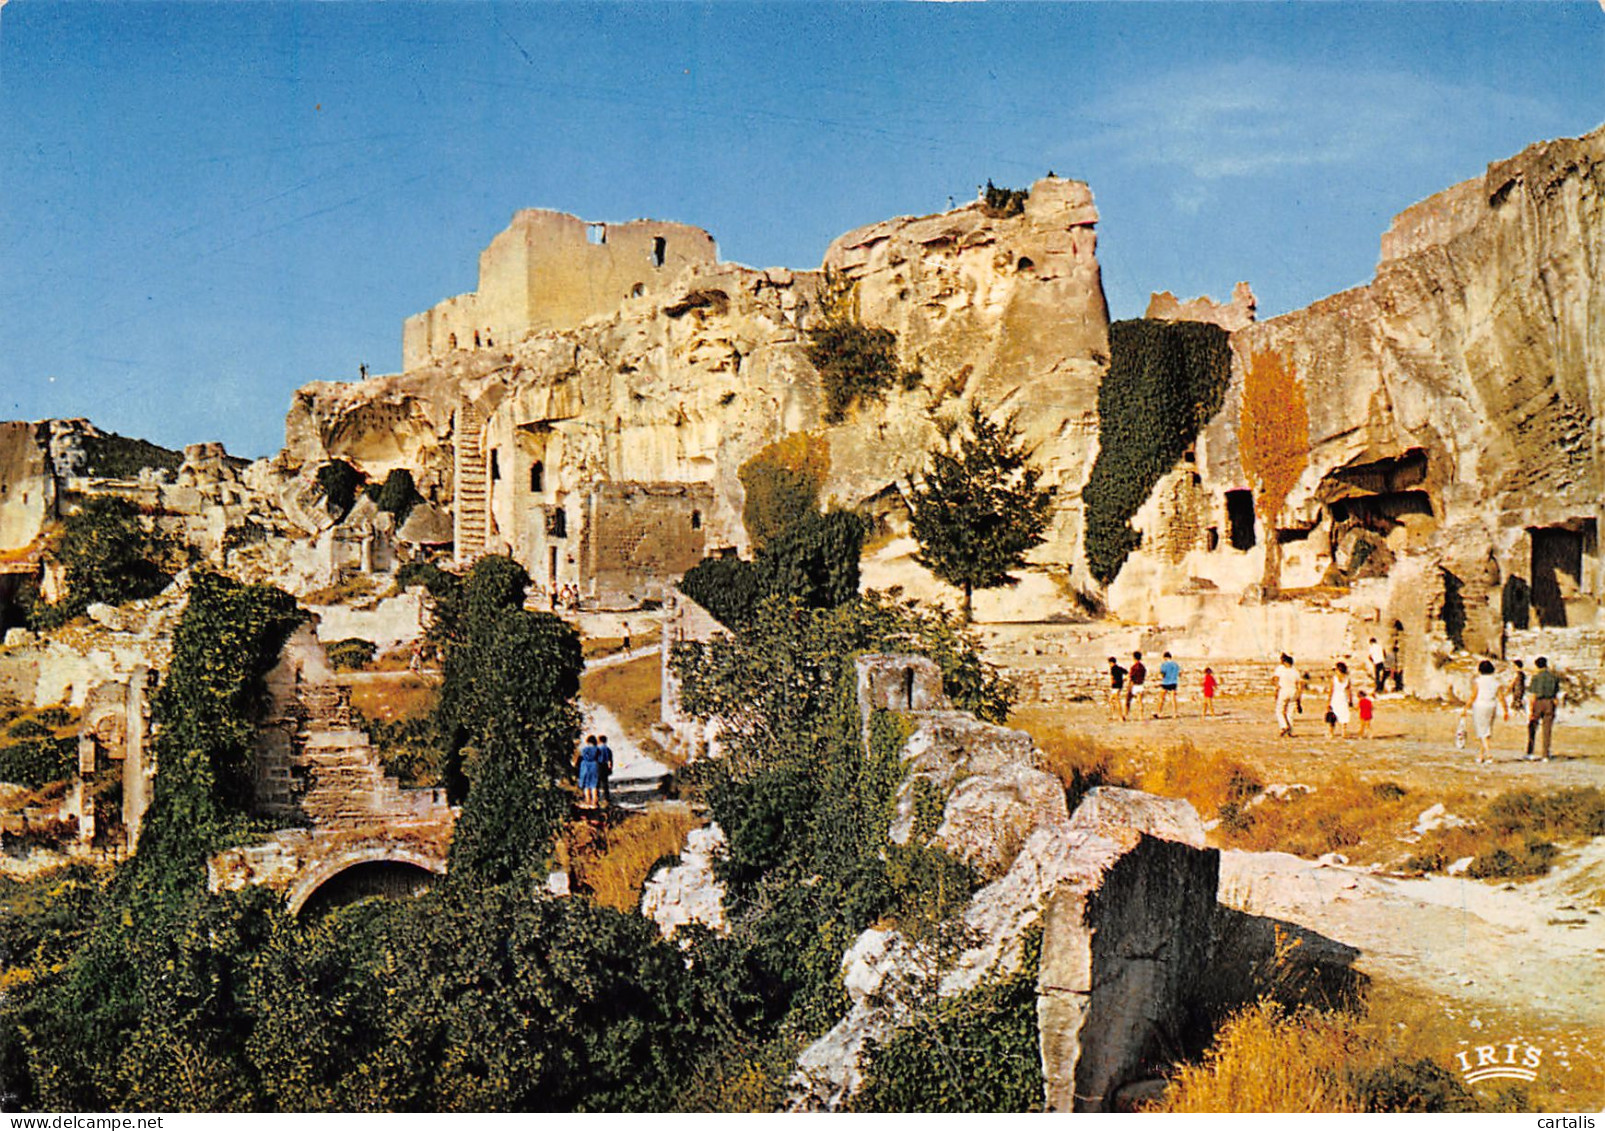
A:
[1105,651,1218,720]
[573,734,614,808]
[1271,654,1375,739]
[548,585,582,612]
[1462,655,1564,762]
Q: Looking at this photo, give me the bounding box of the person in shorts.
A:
[1106,656,1127,721]
[1273,654,1299,737]
[1156,652,1181,718]
[1126,651,1147,720]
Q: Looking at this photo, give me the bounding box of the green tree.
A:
[315,459,366,520]
[39,496,180,624]
[433,555,583,886]
[906,403,1053,623]
[679,510,865,630]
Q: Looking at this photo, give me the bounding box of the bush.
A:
[1081,320,1232,584]
[366,468,422,526]
[315,460,366,520]
[851,931,1042,1111]
[0,736,75,789]
[680,557,765,630]
[804,272,920,423]
[77,430,183,479]
[1351,1057,1476,1113]
[739,432,830,548]
[325,637,377,672]
[680,511,866,632]
[34,496,180,625]
[978,179,1029,218]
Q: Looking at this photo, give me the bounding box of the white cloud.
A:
[1084,61,1551,181]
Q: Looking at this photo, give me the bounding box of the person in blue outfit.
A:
[1155,651,1182,718]
[574,734,601,808]
[597,734,614,806]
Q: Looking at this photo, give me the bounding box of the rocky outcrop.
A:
[640,822,728,939]
[1145,281,1257,332]
[1109,124,1604,691]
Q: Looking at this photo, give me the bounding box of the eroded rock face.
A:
[1110,125,1605,690]
[282,179,1113,598]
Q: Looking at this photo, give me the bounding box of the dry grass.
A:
[1138,740,1264,819]
[563,804,698,911]
[1153,1001,1363,1112]
[580,653,678,767]
[300,575,379,606]
[342,673,438,723]
[1153,985,1604,1112]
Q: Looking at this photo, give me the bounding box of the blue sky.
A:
[2,2,1601,458]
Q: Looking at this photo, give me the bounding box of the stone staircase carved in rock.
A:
[453,401,489,565]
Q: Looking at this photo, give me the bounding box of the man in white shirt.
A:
[1274,653,1300,737]
[1367,637,1387,694]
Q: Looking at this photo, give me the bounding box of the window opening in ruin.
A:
[547,507,566,538]
[549,546,559,588]
[1278,527,1312,543]
[1502,574,1531,630]
[489,450,500,481]
[652,237,666,267]
[1191,473,1202,487]
[588,223,607,245]
[448,333,458,350]
[1439,568,1467,649]
[902,667,916,710]
[631,283,644,298]
[1206,526,1219,551]
[1225,490,1256,550]
[1184,448,1196,464]
[530,461,544,493]
[1529,522,1590,628]
[1016,256,1034,272]
[691,509,701,530]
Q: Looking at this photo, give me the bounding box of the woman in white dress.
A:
[1328,661,1354,738]
[1468,658,1508,763]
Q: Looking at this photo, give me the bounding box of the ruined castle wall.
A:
[403,210,719,370]
[581,481,713,604]
[0,422,52,552]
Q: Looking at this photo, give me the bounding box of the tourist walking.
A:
[1327,662,1354,738]
[575,734,602,808]
[1525,657,1562,760]
[1126,651,1147,720]
[1155,652,1181,718]
[1506,660,1528,724]
[597,734,615,805]
[1201,666,1219,717]
[1273,654,1299,737]
[1368,637,1387,694]
[1357,690,1373,739]
[1467,659,1508,763]
[1106,656,1127,721]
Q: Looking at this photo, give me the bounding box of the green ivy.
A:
[804,273,921,423]
[680,510,866,631]
[34,496,181,626]
[850,929,1044,1112]
[315,460,366,520]
[0,735,75,790]
[1082,320,1232,584]
[365,467,423,526]
[77,430,183,479]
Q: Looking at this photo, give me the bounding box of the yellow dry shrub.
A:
[1139,741,1264,819]
[1152,1000,1362,1112]
[579,805,699,912]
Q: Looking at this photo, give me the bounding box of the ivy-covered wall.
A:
[1081,320,1232,585]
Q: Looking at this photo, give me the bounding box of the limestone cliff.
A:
[1110,124,1604,685]
[282,178,1111,602]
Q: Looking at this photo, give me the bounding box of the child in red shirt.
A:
[1357,691,1374,738]
[1201,667,1219,717]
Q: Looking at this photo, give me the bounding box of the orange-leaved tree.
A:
[1238,347,1310,594]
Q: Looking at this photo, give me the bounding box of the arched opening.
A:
[902,666,916,710]
[530,460,544,493]
[297,860,441,918]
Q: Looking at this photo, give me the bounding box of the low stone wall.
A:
[1504,626,1604,698]
[1004,659,1282,705]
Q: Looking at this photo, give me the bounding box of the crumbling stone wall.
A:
[581,481,713,604]
[403,209,719,369]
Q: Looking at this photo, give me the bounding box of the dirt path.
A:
[578,698,671,809]
[1220,843,1605,1025]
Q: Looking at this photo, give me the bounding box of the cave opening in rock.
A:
[652,236,666,267]
[1225,490,1256,550]
[1529,522,1591,628]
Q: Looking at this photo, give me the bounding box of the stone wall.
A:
[403,209,719,370]
[581,481,713,604]
[0,421,50,553]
